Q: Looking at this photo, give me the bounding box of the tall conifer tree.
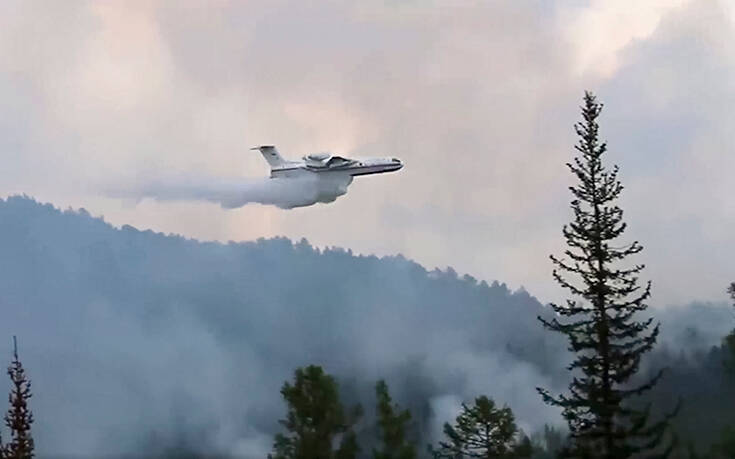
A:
[537,92,673,458]
[714,283,735,459]
[269,365,361,459]
[4,337,34,459]
[724,283,735,372]
[373,380,415,459]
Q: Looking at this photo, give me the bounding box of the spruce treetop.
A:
[4,337,34,459]
[537,92,674,459]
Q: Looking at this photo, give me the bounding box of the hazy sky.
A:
[0,0,732,306]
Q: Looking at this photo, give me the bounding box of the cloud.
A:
[598,0,735,304]
[560,0,689,76]
[0,0,732,306]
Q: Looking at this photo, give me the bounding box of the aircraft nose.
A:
[390,158,403,170]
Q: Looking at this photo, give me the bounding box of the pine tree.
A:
[4,337,34,459]
[530,425,567,459]
[269,365,362,459]
[537,92,673,458]
[725,283,735,373]
[373,380,415,459]
[711,284,735,459]
[429,395,530,458]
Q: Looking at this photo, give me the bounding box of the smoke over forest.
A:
[0,195,732,457]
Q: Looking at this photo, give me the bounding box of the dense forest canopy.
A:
[0,195,731,457]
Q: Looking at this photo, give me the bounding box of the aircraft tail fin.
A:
[251,145,287,168]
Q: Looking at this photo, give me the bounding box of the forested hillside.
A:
[0,195,731,457]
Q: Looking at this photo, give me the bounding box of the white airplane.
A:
[250,145,403,178]
[117,146,403,210]
[229,145,404,208]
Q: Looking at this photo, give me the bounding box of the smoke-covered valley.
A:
[0,195,731,457]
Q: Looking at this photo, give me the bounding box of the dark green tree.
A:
[373,380,415,459]
[3,337,34,459]
[537,92,673,458]
[269,365,361,459]
[725,283,735,372]
[710,426,735,459]
[429,395,531,458]
[713,282,735,457]
[528,425,567,459]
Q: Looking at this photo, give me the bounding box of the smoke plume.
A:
[105,172,354,209]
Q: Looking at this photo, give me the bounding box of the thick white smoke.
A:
[2,196,733,456]
[105,172,354,209]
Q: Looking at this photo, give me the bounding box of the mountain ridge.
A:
[0,194,564,456]
[0,194,730,456]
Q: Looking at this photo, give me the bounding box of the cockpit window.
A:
[327,156,350,167]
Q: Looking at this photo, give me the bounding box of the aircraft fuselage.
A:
[270,156,403,179]
[247,146,403,207]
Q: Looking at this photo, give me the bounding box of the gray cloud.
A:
[0,2,732,314]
